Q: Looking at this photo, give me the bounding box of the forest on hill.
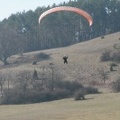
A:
[0,0,120,65]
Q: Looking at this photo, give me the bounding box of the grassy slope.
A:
[0,32,120,120]
[0,93,120,120]
[2,32,119,89]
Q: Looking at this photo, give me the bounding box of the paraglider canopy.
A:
[38,6,93,26]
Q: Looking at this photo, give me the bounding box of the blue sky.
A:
[0,0,70,21]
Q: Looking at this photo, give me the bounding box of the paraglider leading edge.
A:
[38,6,93,26]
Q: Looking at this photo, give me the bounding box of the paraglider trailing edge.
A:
[38,6,93,26]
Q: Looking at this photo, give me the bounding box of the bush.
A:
[74,88,86,100]
[33,69,38,80]
[85,86,99,94]
[112,78,120,92]
[2,89,27,104]
[50,89,71,100]
[32,61,37,65]
[112,51,120,62]
[101,35,104,39]
[100,50,120,62]
[34,52,50,60]
[2,80,84,104]
[1,88,71,104]
[55,80,83,93]
[100,50,111,62]
[1,79,99,104]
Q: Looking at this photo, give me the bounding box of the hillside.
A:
[0,32,120,120]
[0,32,120,91]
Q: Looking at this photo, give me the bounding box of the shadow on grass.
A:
[74,97,94,101]
[84,97,94,100]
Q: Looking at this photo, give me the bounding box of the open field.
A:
[0,93,120,120]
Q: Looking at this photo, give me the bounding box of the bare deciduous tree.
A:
[0,72,6,98]
[15,70,32,92]
[97,68,109,84]
[0,25,24,65]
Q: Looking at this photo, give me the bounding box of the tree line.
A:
[0,0,120,65]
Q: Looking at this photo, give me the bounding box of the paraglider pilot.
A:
[63,55,68,64]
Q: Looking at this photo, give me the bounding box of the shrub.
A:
[100,49,120,62]
[50,89,71,100]
[70,81,83,93]
[2,88,71,104]
[74,88,86,100]
[101,35,104,39]
[55,80,83,93]
[2,89,27,104]
[33,69,38,80]
[100,50,111,62]
[112,51,120,62]
[110,63,118,67]
[85,86,99,94]
[2,79,99,104]
[112,78,120,92]
[32,61,37,65]
[34,52,50,60]
[89,80,99,86]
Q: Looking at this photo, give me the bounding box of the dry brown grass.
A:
[0,32,120,91]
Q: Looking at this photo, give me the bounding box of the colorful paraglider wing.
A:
[39,6,93,26]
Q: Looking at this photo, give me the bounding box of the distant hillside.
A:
[1,32,120,91]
